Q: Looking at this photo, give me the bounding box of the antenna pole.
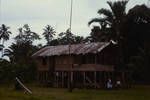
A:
[69,0,73,32]
[0,0,1,24]
[68,0,73,92]
[147,0,150,8]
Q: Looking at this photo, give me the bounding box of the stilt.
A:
[62,71,64,88]
[55,71,59,88]
[37,72,40,83]
[83,71,86,88]
[68,72,70,88]
[122,72,125,87]
[104,72,107,88]
[94,71,97,88]
[45,71,48,84]
[54,72,56,87]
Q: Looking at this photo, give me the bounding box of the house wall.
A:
[55,55,73,70]
[36,57,49,71]
[36,44,117,72]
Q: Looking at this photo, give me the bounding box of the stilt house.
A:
[32,41,128,88]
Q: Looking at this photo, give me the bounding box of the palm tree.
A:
[15,24,40,44]
[0,24,12,58]
[43,25,56,45]
[89,0,129,71]
[0,24,11,44]
[88,0,129,41]
[123,4,150,62]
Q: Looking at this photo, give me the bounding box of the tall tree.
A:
[58,29,84,45]
[5,24,40,63]
[124,5,150,83]
[15,24,40,44]
[0,24,12,58]
[88,0,129,42]
[43,25,56,45]
[3,24,40,81]
[88,26,111,42]
[88,0,130,73]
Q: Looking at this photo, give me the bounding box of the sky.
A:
[0,0,148,45]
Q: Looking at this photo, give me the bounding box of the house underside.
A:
[38,70,128,88]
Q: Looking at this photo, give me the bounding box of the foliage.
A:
[3,24,40,63]
[43,25,56,45]
[0,59,37,83]
[88,0,129,42]
[0,24,12,42]
[0,59,13,83]
[123,5,150,83]
[88,1,150,83]
[128,47,150,83]
[4,43,39,64]
[125,4,150,49]
[0,24,12,58]
[58,29,84,45]
[87,26,111,42]
[0,44,4,51]
[1,24,40,83]
[15,24,40,44]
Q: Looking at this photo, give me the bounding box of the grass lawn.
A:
[0,84,150,100]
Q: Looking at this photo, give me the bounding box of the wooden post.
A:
[83,71,86,88]
[43,72,45,83]
[55,71,58,88]
[104,72,107,88]
[45,71,47,84]
[62,71,64,88]
[37,71,39,83]
[67,72,70,88]
[54,72,56,87]
[57,72,59,88]
[122,72,125,87]
[94,71,97,88]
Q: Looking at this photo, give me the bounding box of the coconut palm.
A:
[0,24,11,45]
[43,25,56,45]
[88,0,129,41]
[123,4,150,61]
[88,0,129,71]
[15,24,40,44]
[0,24,12,57]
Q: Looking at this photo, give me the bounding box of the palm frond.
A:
[88,18,107,26]
[98,8,113,19]
[0,44,4,51]
[107,0,128,19]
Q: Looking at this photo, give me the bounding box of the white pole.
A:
[0,0,2,58]
[69,0,73,92]
[69,0,73,32]
[0,0,1,24]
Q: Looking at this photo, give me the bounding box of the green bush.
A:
[0,59,37,83]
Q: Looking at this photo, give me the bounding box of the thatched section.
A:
[32,42,111,57]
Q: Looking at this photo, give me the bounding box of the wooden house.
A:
[32,41,128,88]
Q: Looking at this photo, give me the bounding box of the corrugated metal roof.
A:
[32,42,111,57]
